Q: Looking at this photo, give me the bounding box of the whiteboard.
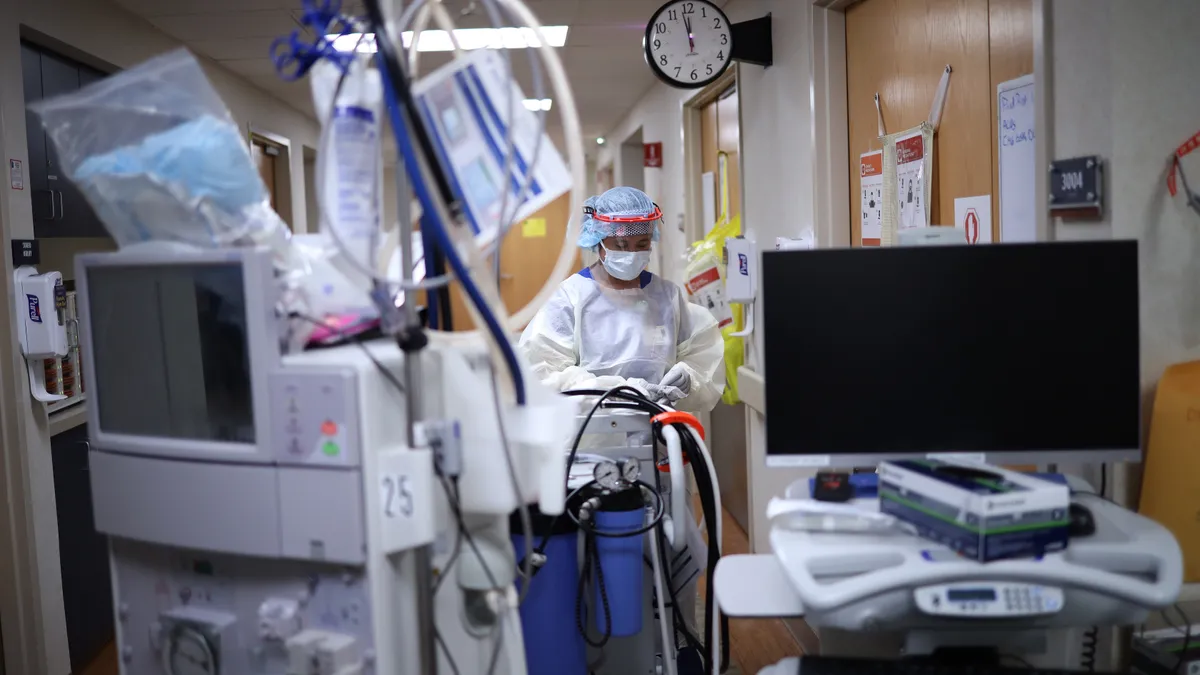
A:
[998,75,1037,242]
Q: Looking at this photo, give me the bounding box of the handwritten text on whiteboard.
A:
[1000,91,1035,148]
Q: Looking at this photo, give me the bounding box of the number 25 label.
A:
[381,474,413,519]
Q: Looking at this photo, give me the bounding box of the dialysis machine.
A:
[716,241,1184,674]
[75,245,573,675]
[76,246,713,675]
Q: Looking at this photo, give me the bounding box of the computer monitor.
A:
[76,247,280,463]
[761,241,1141,467]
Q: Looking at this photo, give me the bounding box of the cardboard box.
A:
[878,459,1070,562]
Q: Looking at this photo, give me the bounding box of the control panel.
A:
[914,582,1064,618]
[113,539,375,675]
[270,369,359,466]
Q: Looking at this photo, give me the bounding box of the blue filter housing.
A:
[592,490,646,638]
[512,513,586,675]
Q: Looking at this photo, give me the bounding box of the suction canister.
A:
[511,508,585,675]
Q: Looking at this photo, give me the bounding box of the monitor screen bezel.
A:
[76,247,280,464]
[760,241,1143,469]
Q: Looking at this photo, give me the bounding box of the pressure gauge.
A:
[162,626,217,675]
[594,461,622,490]
[644,0,733,89]
[618,457,641,484]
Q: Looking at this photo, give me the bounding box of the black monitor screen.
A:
[86,263,255,443]
[762,241,1140,460]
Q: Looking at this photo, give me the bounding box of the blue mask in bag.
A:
[73,116,274,246]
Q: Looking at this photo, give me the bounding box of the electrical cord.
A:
[288,311,405,393]
[1080,625,1098,671]
[437,474,501,591]
[1170,603,1193,673]
[576,533,612,648]
[489,366,534,603]
[435,629,462,675]
[363,0,456,205]
[564,480,666,538]
[487,608,506,675]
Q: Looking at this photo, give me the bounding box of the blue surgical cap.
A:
[577,186,662,251]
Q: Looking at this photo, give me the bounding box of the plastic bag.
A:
[684,214,745,405]
[29,48,291,256]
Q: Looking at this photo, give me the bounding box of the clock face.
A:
[644,0,733,89]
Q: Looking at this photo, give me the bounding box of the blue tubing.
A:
[513,532,586,675]
[592,508,645,637]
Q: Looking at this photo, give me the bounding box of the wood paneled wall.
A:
[846,0,1033,245]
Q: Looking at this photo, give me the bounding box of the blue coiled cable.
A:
[270,0,356,81]
[377,55,528,406]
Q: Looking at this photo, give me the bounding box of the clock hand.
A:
[684,15,694,53]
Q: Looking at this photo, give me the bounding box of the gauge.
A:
[594,461,622,490]
[618,457,641,484]
[163,626,217,675]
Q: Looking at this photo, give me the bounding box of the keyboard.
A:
[778,655,1126,675]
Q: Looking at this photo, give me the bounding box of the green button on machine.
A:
[322,441,340,457]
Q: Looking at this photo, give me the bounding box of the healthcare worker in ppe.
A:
[518,186,725,412]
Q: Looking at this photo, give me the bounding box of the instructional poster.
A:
[860,151,883,246]
[896,130,926,231]
[686,264,733,329]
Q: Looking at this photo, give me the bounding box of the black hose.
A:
[361,0,457,208]
[576,534,611,648]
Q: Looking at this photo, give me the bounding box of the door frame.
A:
[682,68,737,246]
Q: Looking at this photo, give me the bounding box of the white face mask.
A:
[600,243,652,281]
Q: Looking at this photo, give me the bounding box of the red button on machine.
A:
[321,420,337,436]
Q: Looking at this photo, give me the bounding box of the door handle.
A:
[499,273,514,281]
[44,189,56,220]
[56,190,64,220]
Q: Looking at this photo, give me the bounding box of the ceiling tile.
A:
[575,0,664,24]
[116,0,669,138]
[147,10,299,41]
[189,36,278,62]
[220,57,286,78]
[114,0,303,17]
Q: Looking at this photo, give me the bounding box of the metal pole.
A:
[385,2,437,671]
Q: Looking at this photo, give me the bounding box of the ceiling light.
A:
[328,26,569,54]
[523,98,552,112]
[596,137,606,146]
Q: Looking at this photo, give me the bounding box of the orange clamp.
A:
[650,411,705,441]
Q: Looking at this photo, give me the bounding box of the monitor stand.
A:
[714,476,1182,670]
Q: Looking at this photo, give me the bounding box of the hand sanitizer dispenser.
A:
[14,266,68,402]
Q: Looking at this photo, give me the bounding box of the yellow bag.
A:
[684,215,745,405]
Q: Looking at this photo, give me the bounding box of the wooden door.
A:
[845,0,1032,245]
[447,193,581,331]
[251,140,278,212]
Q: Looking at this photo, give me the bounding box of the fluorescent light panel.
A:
[523,98,552,111]
[328,26,568,54]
